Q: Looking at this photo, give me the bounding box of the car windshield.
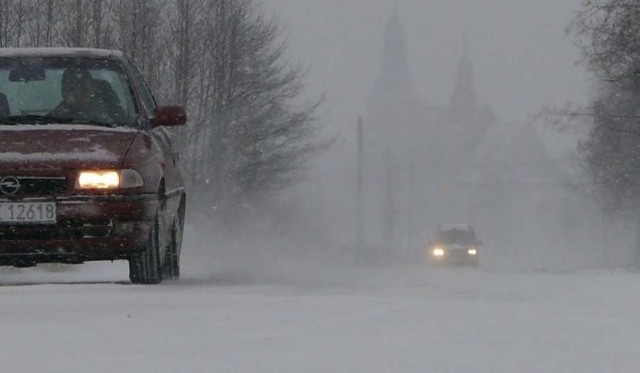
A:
[0,57,137,127]
[436,229,477,245]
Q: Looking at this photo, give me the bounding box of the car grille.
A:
[0,176,68,197]
[446,249,472,259]
[0,220,112,240]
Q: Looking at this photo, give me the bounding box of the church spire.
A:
[368,4,418,105]
[450,40,477,117]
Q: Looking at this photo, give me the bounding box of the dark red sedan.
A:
[0,48,187,284]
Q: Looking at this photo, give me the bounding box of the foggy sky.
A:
[265,0,589,151]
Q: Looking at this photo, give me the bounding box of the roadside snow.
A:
[1,225,639,372]
[1,260,640,372]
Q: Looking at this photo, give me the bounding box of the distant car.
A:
[426,224,481,267]
[0,48,187,284]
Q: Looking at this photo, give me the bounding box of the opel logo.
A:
[0,176,20,195]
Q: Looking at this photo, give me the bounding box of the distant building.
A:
[358,6,629,269]
[363,7,586,263]
[363,7,496,260]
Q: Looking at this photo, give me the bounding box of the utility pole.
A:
[383,147,395,261]
[356,117,364,262]
[406,158,414,264]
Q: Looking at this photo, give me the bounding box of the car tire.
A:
[163,216,182,280]
[129,215,163,284]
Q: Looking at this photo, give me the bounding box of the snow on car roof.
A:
[0,47,124,60]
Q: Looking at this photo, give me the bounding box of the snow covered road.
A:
[2,261,640,373]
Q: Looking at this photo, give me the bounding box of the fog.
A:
[182,0,635,284]
[266,0,589,138]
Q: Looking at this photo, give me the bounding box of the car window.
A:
[0,57,138,127]
[436,229,477,245]
[126,61,157,117]
[86,67,137,124]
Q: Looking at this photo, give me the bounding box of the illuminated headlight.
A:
[433,248,445,257]
[77,169,144,189]
[468,248,478,256]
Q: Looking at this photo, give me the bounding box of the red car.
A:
[0,48,187,284]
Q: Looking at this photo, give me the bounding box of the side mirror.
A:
[152,106,186,127]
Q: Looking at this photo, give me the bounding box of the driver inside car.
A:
[49,67,107,123]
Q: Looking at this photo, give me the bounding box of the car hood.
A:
[0,124,140,169]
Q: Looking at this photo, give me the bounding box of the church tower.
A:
[450,43,477,122]
[363,5,426,261]
[365,4,422,148]
[447,44,494,161]
[368,5,419,106]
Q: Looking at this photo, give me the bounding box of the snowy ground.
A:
[2,246,640,373]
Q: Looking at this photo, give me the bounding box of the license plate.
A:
[0,202,56,224]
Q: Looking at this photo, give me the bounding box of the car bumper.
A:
[428,251,479,267]
[0,194,160,266]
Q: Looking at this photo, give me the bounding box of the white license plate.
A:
[0,202,56,224]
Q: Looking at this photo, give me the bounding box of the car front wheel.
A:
[163,216,182,279]
[129,215,163,284]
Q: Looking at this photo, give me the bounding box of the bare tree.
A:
[579,82,640,211]
[65,0,88,46]
[180,0,322,228]
[572,0,640,83]
[571,0,640,263]
[168,0,204,107]
[44,0,58,46]
[0,0,325,232]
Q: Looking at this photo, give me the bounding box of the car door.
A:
[125,59,184,220]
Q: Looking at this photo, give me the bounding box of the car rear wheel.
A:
[163,216,182,279]
[128,215,163,284]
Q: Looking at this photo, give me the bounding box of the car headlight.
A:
[433,248,445,257]
[468,248,478,255]
[77,169,144,189]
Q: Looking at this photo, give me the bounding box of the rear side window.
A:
[127,61,157,117]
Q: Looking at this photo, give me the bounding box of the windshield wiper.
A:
[0,117,19,125]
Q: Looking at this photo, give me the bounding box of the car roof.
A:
[439,223,473,232]
[0,47,125,61]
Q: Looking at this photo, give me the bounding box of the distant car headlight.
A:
[77,169,144,189]
[468,248,478,256]
[433,248,445,257]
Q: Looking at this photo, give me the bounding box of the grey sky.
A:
[265,0,589,138]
